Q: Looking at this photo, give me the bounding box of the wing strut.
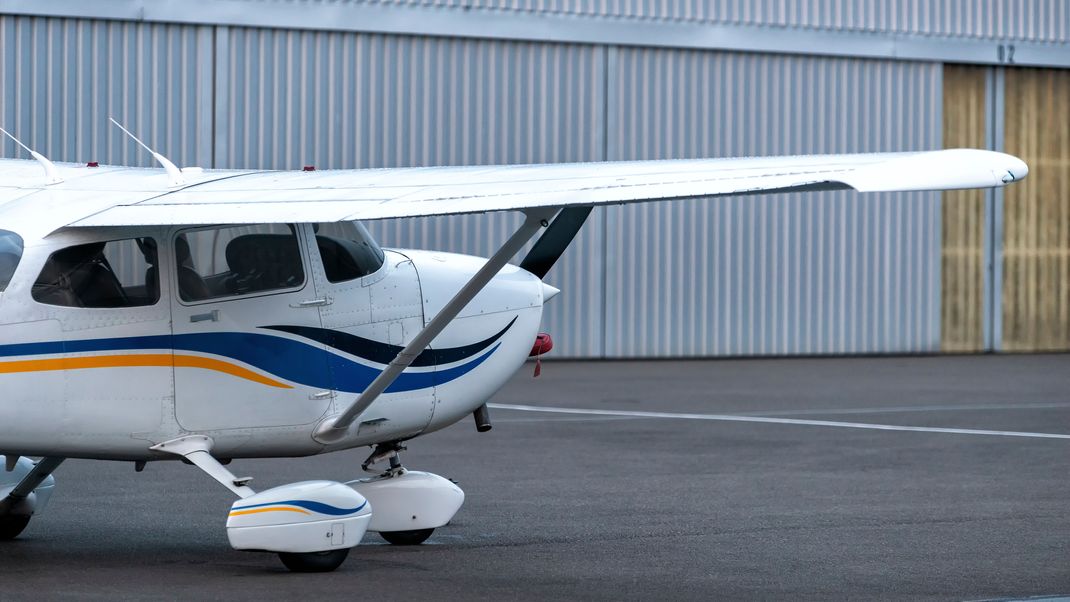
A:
[313,207,559,444]
[519,206,593,278]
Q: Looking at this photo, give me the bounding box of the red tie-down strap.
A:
[529,333,554,377]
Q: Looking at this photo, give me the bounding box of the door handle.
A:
[290,298,331,308]
[309,390,336,400]
[190,310,219,323]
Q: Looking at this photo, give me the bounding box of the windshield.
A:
[0,229,24,292]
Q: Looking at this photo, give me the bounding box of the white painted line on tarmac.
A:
[744,401,1070,417]
[488,403,1070,440]
[495,416,640,424]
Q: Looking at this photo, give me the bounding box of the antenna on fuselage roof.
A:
[0,127,64,185]
[108,117,185,187]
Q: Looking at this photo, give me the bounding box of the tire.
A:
[278,548,350,573]
[380,528,434,546]
[0,516,30,541]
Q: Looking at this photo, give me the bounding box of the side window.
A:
[32,237,159,308]
[0,229,23,292]
[314,221,385,283]
[176,224,305,302]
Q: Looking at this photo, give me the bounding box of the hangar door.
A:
[941,65,1070,352]
[941,65,988,352]
[1001,68,1070,351]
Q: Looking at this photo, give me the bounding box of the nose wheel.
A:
[358,442,461,546]
[363,442,436,545]
[379,528,434,546]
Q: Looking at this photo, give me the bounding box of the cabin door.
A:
[169,224,334,431]
[304,222,436,441]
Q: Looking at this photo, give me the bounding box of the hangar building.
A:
[1,1,1068,358]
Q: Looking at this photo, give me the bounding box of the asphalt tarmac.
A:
[1,354,1068,601]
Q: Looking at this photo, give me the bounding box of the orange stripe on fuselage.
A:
[0,354,292,389]
[172,355,292,388]
[228,507,311,517]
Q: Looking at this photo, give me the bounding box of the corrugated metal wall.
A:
[1,13,944,357]
[250,0,1070,44]
[604,49,941,356]
[217,31,605,169]
[0,17,213,168]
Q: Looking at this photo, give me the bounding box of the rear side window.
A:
[315,221,385,283]
[0,229,23,292]
[176,224,305,302]
[32,238,159,308]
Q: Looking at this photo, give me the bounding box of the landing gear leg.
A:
[361,441,406,476]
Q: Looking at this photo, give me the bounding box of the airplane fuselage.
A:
[0,223,550,461]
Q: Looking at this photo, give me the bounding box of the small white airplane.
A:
[0,122,1027,571]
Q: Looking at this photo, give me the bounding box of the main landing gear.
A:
[278,549,352,573]
[153,435,465,572]
[0,515,30,540]
[0,456,62,541]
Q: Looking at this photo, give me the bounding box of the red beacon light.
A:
[86,162,99,168]
[302,165,316,172]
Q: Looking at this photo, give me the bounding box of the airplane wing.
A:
[40,148,1023,228]
[0,148,1028,441]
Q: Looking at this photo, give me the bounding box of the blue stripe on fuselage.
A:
[0,332,497,393]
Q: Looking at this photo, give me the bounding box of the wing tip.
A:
[838,149,1028,193]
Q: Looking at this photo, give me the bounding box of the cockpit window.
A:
[0,229,23,292]
[32,237,159,308]
[176,224,305,302]
[314,221,385,283]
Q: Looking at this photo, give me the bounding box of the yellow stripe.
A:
[173,355,292,389]
[0,353,292,389]
[228,507,311,517]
